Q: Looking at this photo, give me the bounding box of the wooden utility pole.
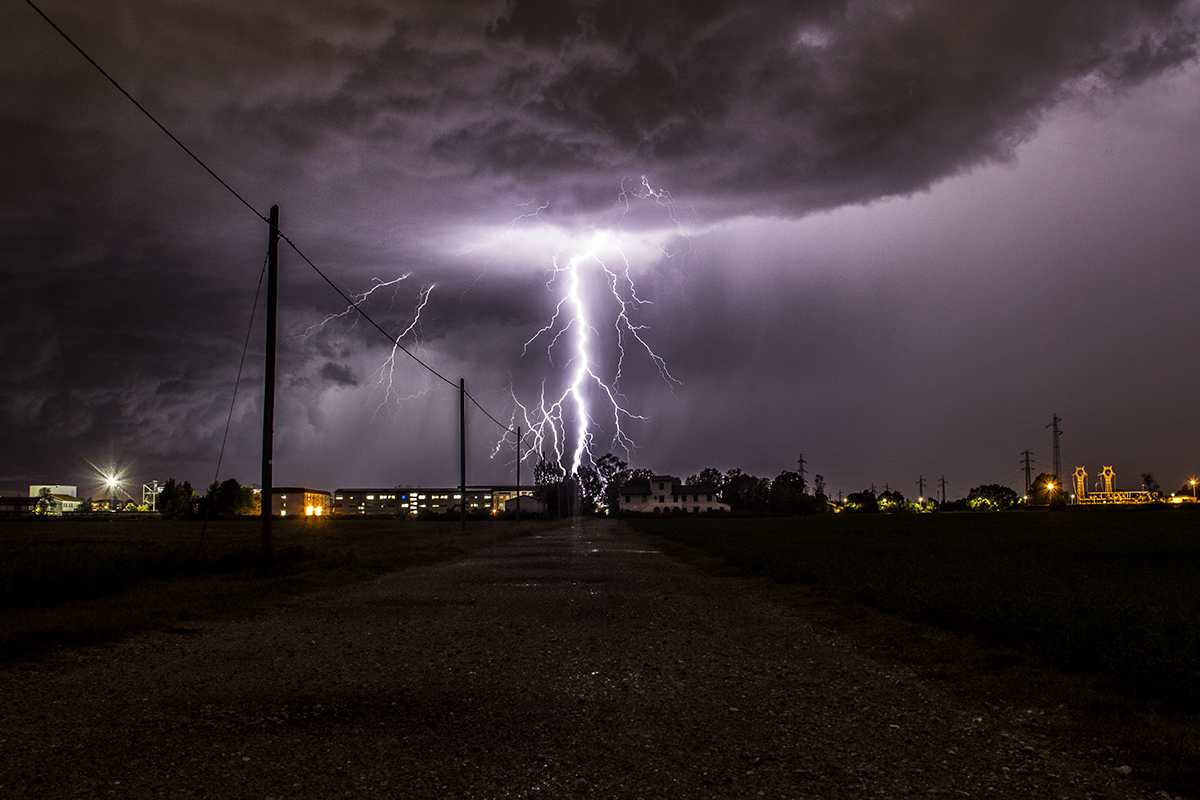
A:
[261,204,279,560]
[459,378,467,532]
[513,424,518,525]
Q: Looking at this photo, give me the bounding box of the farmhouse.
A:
[619,474,729,515]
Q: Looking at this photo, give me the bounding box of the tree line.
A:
[534,454,1082,516]
[155,478,259,519]
[532,454,831,516]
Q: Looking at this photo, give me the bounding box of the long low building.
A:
[271,488,332,516]
[331,489,402,516]
[331,486,537,516]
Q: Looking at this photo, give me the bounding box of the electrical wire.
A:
[195,251,269,556]
[25,0,520,438]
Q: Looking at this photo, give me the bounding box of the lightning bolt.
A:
[300,274,436,416]
[503,178,687,477]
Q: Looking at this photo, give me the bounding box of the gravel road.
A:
[0,520,1182,798]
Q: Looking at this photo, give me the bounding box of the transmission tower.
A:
[1048,415,1062,480]
[916,475,926,501]
[1021,450,1034,496]
[938,475,947,505]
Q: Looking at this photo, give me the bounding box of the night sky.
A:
[4,0,1200,501]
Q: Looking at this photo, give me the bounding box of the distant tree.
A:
[537,475,581,518]
[813,474,826,502]
[1027,473,1061,506]
[595,453,626,484]
[843,488,879,513]
[158,479,198,520]
[596,454,630,513]
[720,468,770,512]
[968,484,1019,511]
[575,464,603,513]
[200,478,256,517]
[1141,473,1161,496]
[769,470,811,515]
[534,453,565,485]
[878,489,907,512]
[75,497,94,514]
[686,467,724,489]
[34,487,53,516]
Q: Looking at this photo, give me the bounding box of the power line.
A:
[22,0,267,227]
[25,0,519,439]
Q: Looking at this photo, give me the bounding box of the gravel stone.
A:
[0,520,1179,798]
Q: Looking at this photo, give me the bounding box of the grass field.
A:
[628,509,1200,792]
[0,515,556,663]
[628,509,1200,710]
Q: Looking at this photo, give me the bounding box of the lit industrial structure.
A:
[1072,465,1157,505]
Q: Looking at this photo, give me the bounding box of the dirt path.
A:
[0,520,1178,798]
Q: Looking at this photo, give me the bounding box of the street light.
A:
[105,475,119,511]
[1191,479,1196,501]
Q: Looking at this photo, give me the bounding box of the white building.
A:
[619,475,730,515]
[29,485,77,498]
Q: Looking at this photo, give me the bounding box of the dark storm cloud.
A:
[319,362,358,386]
[16,0,1192,218]
[463,0,1200,213]
[3,0,1199,491]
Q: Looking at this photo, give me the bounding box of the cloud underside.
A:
[9,0,1197,221]
[175,0,1196,217]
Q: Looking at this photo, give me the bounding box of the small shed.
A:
[504,495,546,514]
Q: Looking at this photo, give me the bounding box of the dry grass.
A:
[632,511,1200,796]
[0,515,557,663]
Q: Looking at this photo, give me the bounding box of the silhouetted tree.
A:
[878,489,908,511]
[770,470,812,515]
[1141,473,1161,496]
[844,488,879,513]
[576,464,603,513]
[1027,473,1061,506]
[968,484,1018,510]
[596,453,629,513]
[534,453,565,485]
[199,478,256,517]
[686,467,724,489]
[157,479,198,520]
[722,468,770,512]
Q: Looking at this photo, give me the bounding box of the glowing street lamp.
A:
[104,475,119,511]
[1191,479,1196,501]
